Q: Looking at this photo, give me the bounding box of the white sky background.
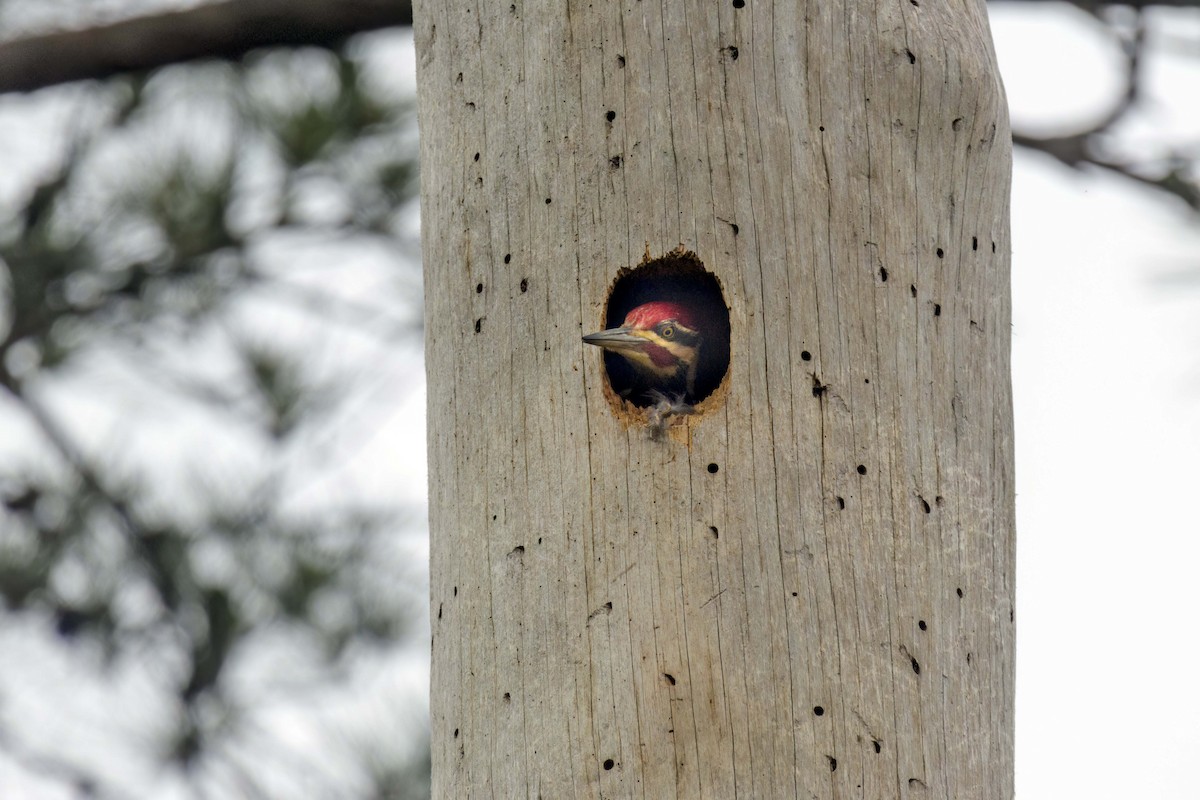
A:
[991,6,1200,799]
[2,2,1200,798]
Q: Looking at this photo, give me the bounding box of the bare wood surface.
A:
[0,0,412,94]
[417,0,1014,796]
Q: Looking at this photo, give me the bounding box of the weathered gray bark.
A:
[416,0,1013,796]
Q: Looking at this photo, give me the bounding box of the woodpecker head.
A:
[583,300,704,399]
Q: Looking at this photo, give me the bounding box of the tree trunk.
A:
[415,0,1013,797]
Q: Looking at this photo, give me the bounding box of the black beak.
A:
[582,326,645,351]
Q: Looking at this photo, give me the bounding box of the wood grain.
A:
[417,0,1013,796]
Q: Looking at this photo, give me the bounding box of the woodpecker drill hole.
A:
[585,247,730,416]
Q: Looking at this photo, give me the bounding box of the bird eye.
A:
[660,325,675,339]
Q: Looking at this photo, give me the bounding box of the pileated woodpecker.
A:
[582,300,707,406]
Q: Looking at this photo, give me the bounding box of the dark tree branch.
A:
[0,0,412,94]
[1007,7,1200,210]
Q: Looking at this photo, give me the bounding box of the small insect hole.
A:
[921,497,931,513]
[911,657,921,674]
[605,110,616,122]
[856,464,867,475]
[873,740,882,753]
[910,284,917,298]
[956,587,964,598]
[918,619,927,631]
[707,463,719,474]
[905,49,915,64]
[709,525,719,538]
[609,155,622,169]
[603,758,615,770]
[617,55,626,67]
[503,692,511,702]
[934,304,942,317]
[474,318,482,333]
[936,247,944,258]
[880,267,888,282]
[663,673,676,685]
[520,278,528,293]
[819,125,825,131]
[813,705,825,716]
[545,197,552,204]
[732,0,745,7]
[952,117,963,131]
[475,282,483,293]
[992,241,997,253]
[972,235,978,250]
[504,253,511,264]
[836,496,845,510]
[800,350,812,361]
[473,152,480,162]
[827,756,838,772]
